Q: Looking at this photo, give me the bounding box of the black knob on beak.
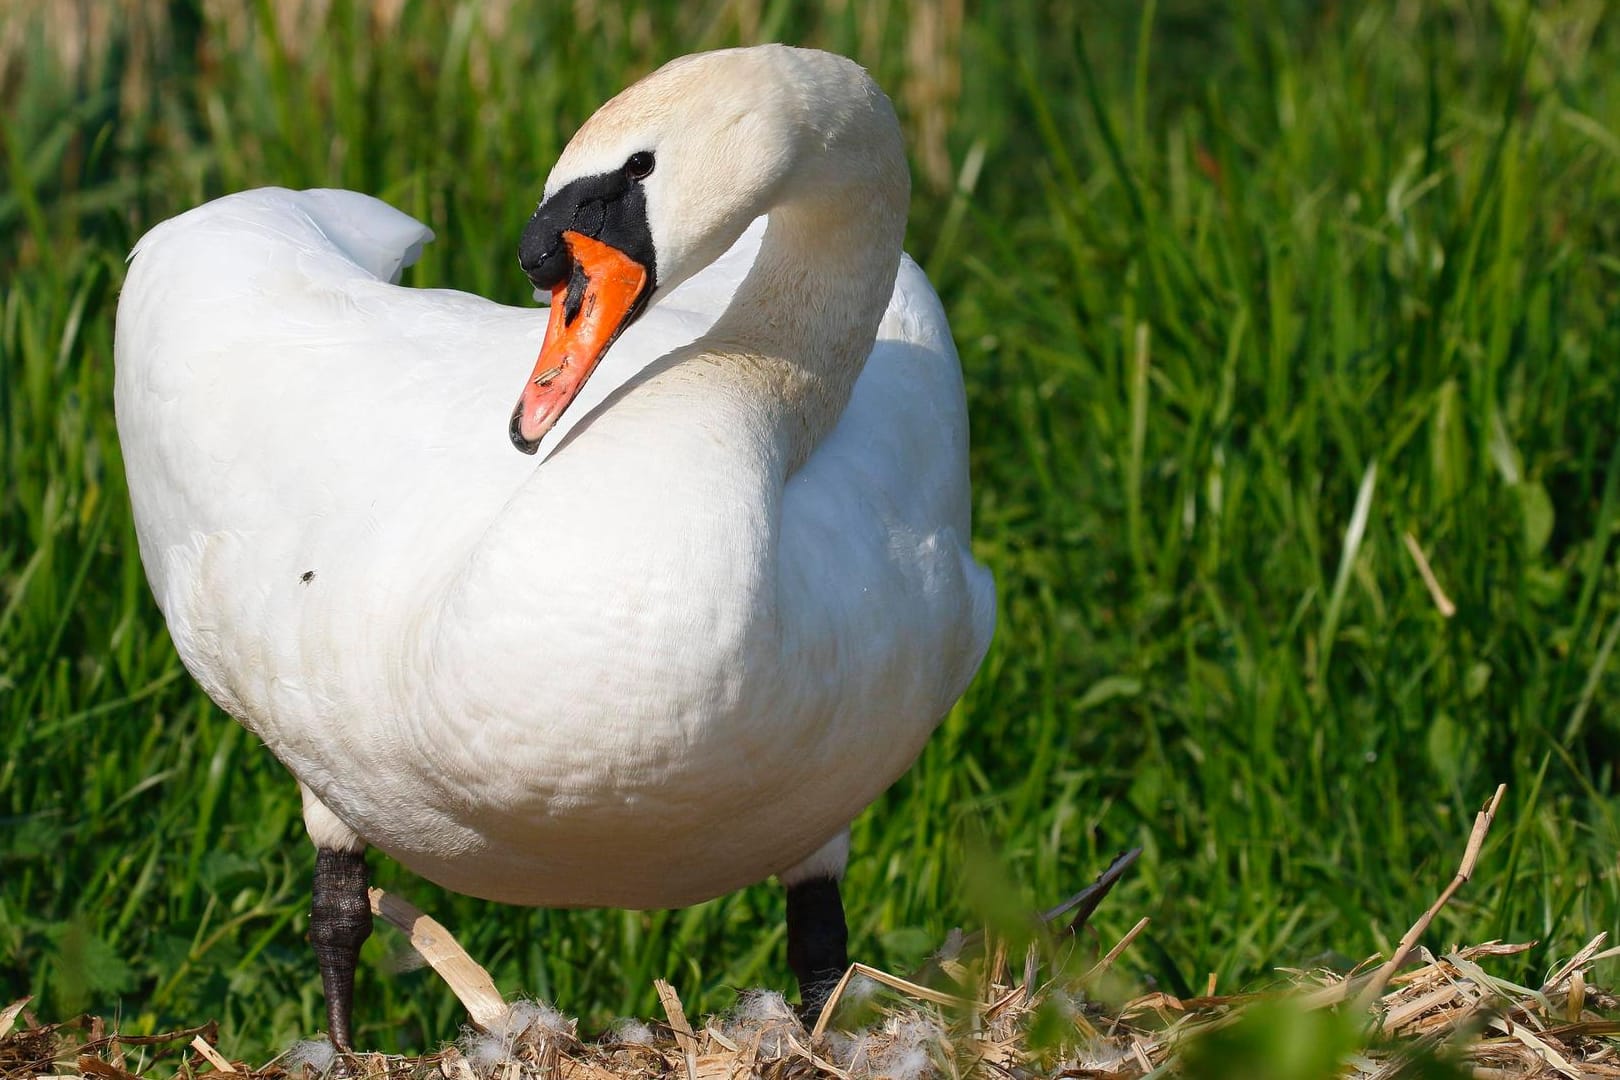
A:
[519,208,571,291]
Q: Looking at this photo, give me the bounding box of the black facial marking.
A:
[518,169,658,293]
[571,198,606,241]
[301,570,315,584]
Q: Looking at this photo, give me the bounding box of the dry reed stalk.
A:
[1083,917,1152,984]
[188,1035,234,1074]
[652,979,698,1080]
[1354,783,1507,1011]
[1402,531,1457,617]
[368,887,507,1029]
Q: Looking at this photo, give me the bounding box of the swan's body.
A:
[115,45,993,1037]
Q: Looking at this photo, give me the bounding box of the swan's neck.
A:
[660,161,908,472]
[443,62,914,684]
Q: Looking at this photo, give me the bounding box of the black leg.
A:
[310,848,372,1052]
[786,877,848,1021]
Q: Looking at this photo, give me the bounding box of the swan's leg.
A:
[302,786,373,1052]
[780,829,851,1019]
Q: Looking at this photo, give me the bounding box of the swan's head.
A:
[509,45,902,453]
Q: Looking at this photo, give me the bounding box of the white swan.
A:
[115,44,994,1046]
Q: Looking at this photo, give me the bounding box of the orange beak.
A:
[510,230,651,453]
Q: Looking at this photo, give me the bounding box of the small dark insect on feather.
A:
[301,570,316,584]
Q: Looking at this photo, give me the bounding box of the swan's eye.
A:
[624,151,655,181]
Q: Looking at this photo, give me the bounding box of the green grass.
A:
[3,0,1619,1062]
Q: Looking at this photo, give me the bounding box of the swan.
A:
[114,44,994,1049]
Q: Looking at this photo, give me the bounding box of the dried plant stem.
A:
[1355,784,1507,1011]
[1083,916,1151,983]
[1402,532,1457,617]
[653,979,698,1080]
[810,962,976,1041]
[188,1035,233,1074]
[368,887,506,1029]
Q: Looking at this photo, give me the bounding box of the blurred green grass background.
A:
[3,0,1619,1059]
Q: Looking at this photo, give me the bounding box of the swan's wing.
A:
[116,189,629,719]
[128,187,435,283]
[285,188,434,283]
[780,256,996,720]
[115,188,746,588]
[117,190,534,590]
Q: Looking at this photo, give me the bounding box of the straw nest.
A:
[7,786,1619,1079]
